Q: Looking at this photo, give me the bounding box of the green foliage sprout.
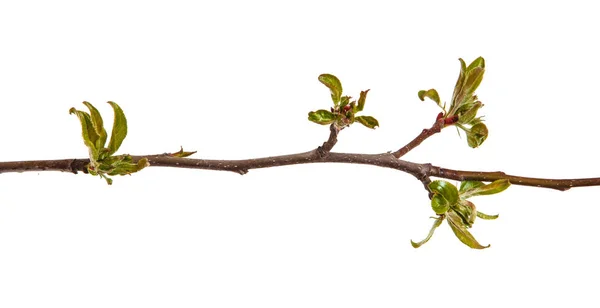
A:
[305,57,516,248]
[69,101,149,185]
[418,57,488,148]
[411,179,510,249]
[308,74,379,130]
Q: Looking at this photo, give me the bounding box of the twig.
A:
[393,119,444,158]
[430,166,598,191]
[316,124,340,157]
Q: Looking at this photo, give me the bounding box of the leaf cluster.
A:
[411,179,510,249]
[418,57,488,148]
[69,102,148,184]
[308,74,379,130]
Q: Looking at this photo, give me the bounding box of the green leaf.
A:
[458,101,483,125]
[476,179,510,195]
[450,58,467,110]
[447,211,490,249]
[453,200,477,228]
[477,211,499,220]
[356,89,369,112]
[82,101,107,150]
[463,57,485,98]
[69,108,99,158]
[318,74,343,105]
[340,96,351,108]
[431,194,450,214]
[464,68,485,97]
[449,57,485,116]
[308,109,337,125]
[89,155,149,185]
[466,57,485,72]
[461,179,511,199]
[97,161,116,172]
[459,180,485,194]
[106,101,128,155]
[411,216,444,248]
[428,180,459,205]
[169,146,197,158]
[418,89,441,106]
[467,122,488,148]
[96,148,112,161]
[354,116,379,129]
[107,156,149,176]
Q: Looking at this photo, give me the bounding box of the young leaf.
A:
[356,89,369,112]
[467,122,488,148]
[96,148,112,162]
[411,216,444,248]
[428,180,459,205]
[453,200,477,227]
[107,101,128,155]
[477,211,499,220]
[476,179,510,195]
[431,194,450,214]
[459,180,485,194]
[464,66,485,97]
[318,74,343,105]
[458,101,483,125]
[466,57,485,72]
[461,179,511,199]
[447,211,490,249]
[169,146,197,158]
[450,58,467,110]
[82,101,107,150]
[69,108,99,157]
[107,156,149,176]
[340,96,351,108]
[354,116,379,129]
[308,109,337,125]
[417,89,441,106]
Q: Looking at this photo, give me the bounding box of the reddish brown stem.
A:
[317,124,340,157]
[393,120,444,158]
[431,167,598,191]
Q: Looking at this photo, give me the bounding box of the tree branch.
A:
[2,150,600,191]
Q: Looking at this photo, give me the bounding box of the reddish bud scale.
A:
[444,115,459,126]
[343,105,351,112]
[436,112,444,121]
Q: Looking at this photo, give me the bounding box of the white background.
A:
[1,1,599,307]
